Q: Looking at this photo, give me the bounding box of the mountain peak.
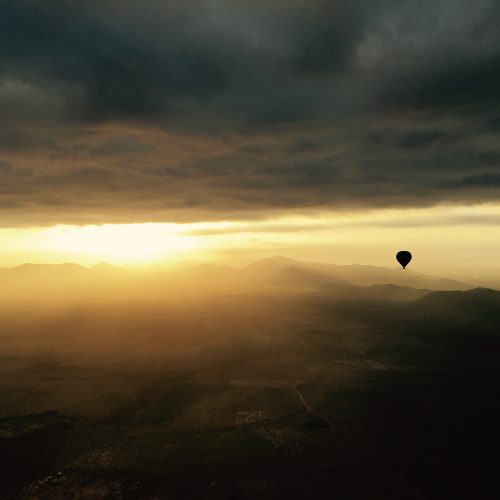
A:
[6,262,86,272]
[244,255,303,270]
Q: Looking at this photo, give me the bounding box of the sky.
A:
[1,0,500,273]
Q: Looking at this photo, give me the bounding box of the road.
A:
[285,341,429,500]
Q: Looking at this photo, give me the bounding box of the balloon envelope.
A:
[396,250,412,269]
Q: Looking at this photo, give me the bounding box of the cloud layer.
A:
[1,0,500,225]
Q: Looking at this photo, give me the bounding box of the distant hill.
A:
[0,257,478,303]
[263,264,350,290]
[415,288,500,324]
[0,263,86,278]
[323,287,500,361]
[352,284,431,302]
[243,256,473,291]
[416,286,500,308]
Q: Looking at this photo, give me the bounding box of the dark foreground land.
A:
[1,285,500,499]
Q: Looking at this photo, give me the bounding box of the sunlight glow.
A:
[1,203,500,273]
[26,223,205,265]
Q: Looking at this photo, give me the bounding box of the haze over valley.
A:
[1,258,499,499]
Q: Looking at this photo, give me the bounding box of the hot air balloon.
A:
[396,250,412,269]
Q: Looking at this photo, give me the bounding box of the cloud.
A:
[455,172,500,187]
[369,129,448,150]
[1,0,500,225]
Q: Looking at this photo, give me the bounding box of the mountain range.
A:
[0,255,490,305]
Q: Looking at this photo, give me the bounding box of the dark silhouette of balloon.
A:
[396,250,412,269]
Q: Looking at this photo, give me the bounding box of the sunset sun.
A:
[26,224,205,265]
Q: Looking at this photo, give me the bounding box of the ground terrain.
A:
[1,261,499,499]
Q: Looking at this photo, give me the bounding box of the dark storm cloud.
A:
[369,129,448,150]
[289,1,365,75]
[0,0,231,122]
[1,0,500,225]
[455,172,500,187]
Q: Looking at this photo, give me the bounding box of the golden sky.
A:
[2,204,500,276]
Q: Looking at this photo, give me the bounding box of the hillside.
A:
[0,257,476,304]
